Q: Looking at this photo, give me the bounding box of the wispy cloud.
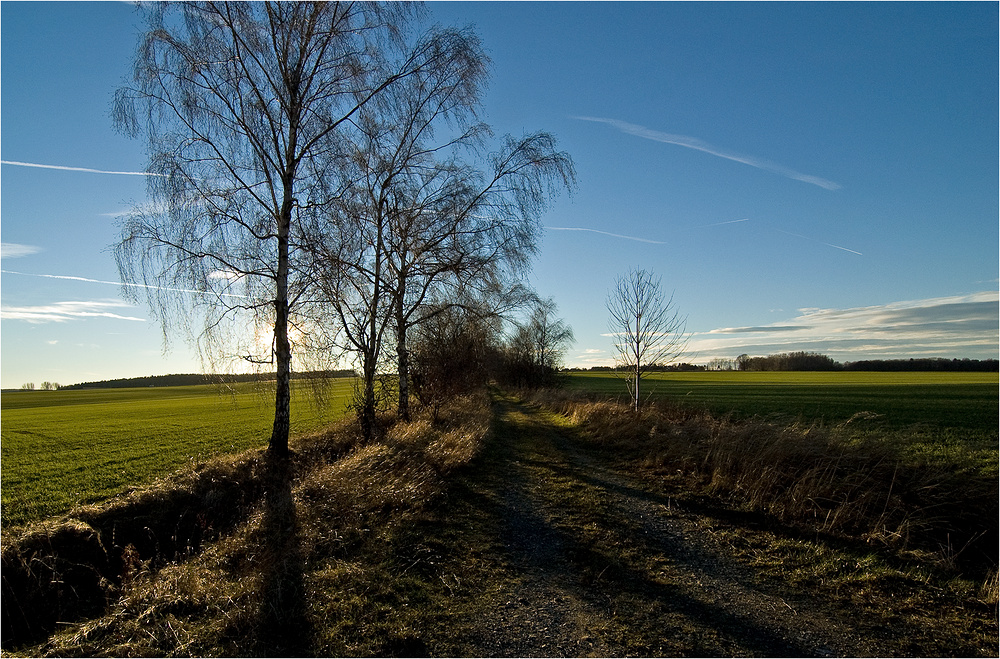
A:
[709,325,809,334]
[1,243,42,259]
[686,291,999,362]
[573,116,841,191]
[569,348,611,368]
[699,218,750,228]
[548,219,751,245]
[207,269,246,283]
[776,229,862,256]
[1,160,165,177]
[549,217,859,258]
[1,300,146,323]
[545,226,667,244]
[1,270,250,299]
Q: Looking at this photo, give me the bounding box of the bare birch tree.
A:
[606,268,687,411]
[315,27,488,430]
[523,296,575,373]
[113,2,468,455]
[320,46,575,432]
[384,133,574,420]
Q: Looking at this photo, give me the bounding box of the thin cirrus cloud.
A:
[546,219,750,245]
[775,229,862,256]
[1,270,251,300]
[1,243,42,259]
[0,160,164,177]
[573,116,841,191]
[548,219,861,257]
[1,300,146,323]
[684,291,999,362]
[545,226,667,244]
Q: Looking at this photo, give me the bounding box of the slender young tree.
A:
[526,297,575,373]
[606,268,687,411]
[113,2,467,455]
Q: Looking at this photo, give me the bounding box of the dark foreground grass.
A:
[1,380,354,527]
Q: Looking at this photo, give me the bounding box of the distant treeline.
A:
[570,352,999,373]
[842,358,999,372]
[568,363,706,373]
[59,370,356,390]
[730,352,1000,372]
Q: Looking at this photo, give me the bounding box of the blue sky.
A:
[2,2,997,388]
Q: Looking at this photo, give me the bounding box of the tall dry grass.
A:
[2,392,492,655]
[529,389,998,582]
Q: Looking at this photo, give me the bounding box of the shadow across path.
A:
[477,396,879,657]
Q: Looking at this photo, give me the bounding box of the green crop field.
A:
[1,380,355,527]
[4,372,996,529]
[566,371,999,432]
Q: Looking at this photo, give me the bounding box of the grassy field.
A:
[4,371,995,529]
[1,379,355,527]
[6,391,994,656]
[565,371,999,432]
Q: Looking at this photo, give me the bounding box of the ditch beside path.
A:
[457,395,887,657]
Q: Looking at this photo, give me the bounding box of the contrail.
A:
[775,229,862,256]
[545,226,667,244]
[572,116,841,191]
[699,218,750,228]
[1,270,251,298]
[1,160,166,177]
[547,218,750,244]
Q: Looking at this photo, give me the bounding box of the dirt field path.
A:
[457,396,888,657]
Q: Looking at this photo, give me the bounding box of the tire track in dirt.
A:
[466,396,886,657]
[459,399,624,657]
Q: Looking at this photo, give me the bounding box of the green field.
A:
[4,372,997,529]
[566,371,999,432]
[1,380,355,527]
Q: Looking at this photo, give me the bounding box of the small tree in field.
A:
[606,268,687,411]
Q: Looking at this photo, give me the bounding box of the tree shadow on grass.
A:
[251,454,312,657]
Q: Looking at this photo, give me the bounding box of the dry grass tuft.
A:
[294,443,441,560]
[980,569,999,606]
